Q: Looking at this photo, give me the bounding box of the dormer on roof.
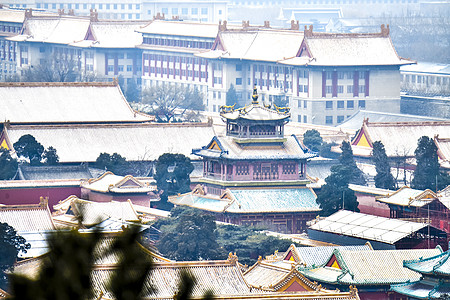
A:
[220,86,290,140]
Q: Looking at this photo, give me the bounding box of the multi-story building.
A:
[170,89,320,234]
[8,10,145,85]
[199,23,413,125]
[137,19,218,98]
[3,0,227,23]
[400,62,450,96]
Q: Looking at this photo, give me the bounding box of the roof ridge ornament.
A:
[251,85,259,104]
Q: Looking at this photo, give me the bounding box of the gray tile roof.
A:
[17,164,93,180]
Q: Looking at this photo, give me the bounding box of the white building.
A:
[199,23,413,125]
[3,0,227,23]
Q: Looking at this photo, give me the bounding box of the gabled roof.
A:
[2,122,215,162]
[91,254,254,299]
[350,120,450,157]
[309,210,436,245]
[0,82,153,124]
[376,186,438,208]
[299,248,442,286]
[435,136,450,166]
[72,21,147,48]
[138,19,219,39]
[403,250,450,276]
[197,29,304,63]
[17,164,93,180]
[243,260,324,292]
[81,172,155,194]
[170,187,320,214]
[295,30,413,66]
[194,135,315,160]
[0,200,55,232]
[52,196,140,227]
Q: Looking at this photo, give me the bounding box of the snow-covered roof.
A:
[138,19,219,38]
[3,122,215,162]
[401,61,450,75]
[0,82,153,124]
[81,172,155,194]
[80,21,146,48]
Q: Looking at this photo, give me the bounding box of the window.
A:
[39,47,45,53]
[304,85,308,93]
[359,71,365,79]
[127,65,132,72]
[236,64,242,71]
[338,85,344,94]
[213,105,216,112]
[121,4,125,9]
[108,65,114,72]
[136,4,140,9]
[326,116,333,124]
[128,13,132,19]
[298,115,302,122]
[337,101,344,109]
[326,71,332,80]
[347,100,354,109]
[337,116,345,124]
[219,9,222,15]
[326,86,332,94]
[326,101,333,109]
[236,164,249,175]
[182,8,188,14]
[359,85,365,93]
[347,85,353,94]
[303,100,307,108]
[191,8,198,14]
[172,8,178,14]
[128,4,132,9]
[162,7,168,14]
[358,100,366,109]
[115,4,118,9]
[303,115,307,123]
[338,71,344,79]
[298,85,303,93]
[282,163,296,174]
[201,7,208,14]
[99,4,103,9]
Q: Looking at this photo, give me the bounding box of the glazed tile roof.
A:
[52,196,140,227]
[220,103,290,121]
[403,250,450,276]
[293,244,372,267]
[91,259,253,299]
[376,186,438,207]
[0,203,55,232]
[300,248,442,286]
[17,164,93,180]
[351,121,450,158]
[3,122,215,162]
[138,20,219,38]
[194,135,315,160]
[0,82,152,124]
[81,172,155,194]
[170,187,320,214]
[391,278,450,299]
[309,210,429,245]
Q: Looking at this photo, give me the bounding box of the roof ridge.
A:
[0,81,116,87]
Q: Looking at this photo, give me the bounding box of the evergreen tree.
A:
[225,84,237,106]
[303,129,323,152]
[0,222,30,290]
[154,153,194,209]
[95,152,129,176]
[42,146,59,165]
[316,164,359,216]
[0,149,18,180]
[155,207,224,261]
[411,136,441,191]
[372,141,396,190]
[339,141,366,185]
[13,134,44,165]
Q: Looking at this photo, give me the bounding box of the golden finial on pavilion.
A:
[252,85,259,104]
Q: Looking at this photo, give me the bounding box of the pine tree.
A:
[411,136,440,191]
[372,141,396,190]
[13,134,44,165]
[303,129,323,152]
[339,141,366,185]
[225,84,237,106]
[42,146,59,165]
[0,149,18,180]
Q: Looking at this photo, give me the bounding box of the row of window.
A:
[402,74,449,86]
[325,85,365,94]
[36,3,140,10]
[325,100,365,109]
[325,115,353,125]
[143,37,213,50]
[325,70,365,80]
[144,54,206,65]
[232,0,418,5]
[160,7,209,15]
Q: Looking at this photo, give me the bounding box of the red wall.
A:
[0,186,81,211]
[356,192,391,217]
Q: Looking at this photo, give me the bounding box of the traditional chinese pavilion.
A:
[391,249,450,299]
[170,88,320,233]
